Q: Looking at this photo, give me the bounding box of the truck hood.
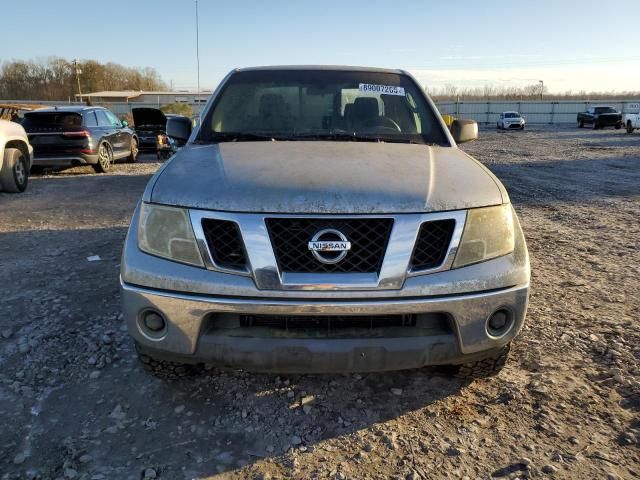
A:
[149,141,505,213]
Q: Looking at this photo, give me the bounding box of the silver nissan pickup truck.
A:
[120,66,530,378]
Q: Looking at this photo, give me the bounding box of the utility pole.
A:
[195,0,201,116]
[539,80,544,101]
[73,59,83,103]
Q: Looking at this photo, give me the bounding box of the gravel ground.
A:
[0,126,639,479]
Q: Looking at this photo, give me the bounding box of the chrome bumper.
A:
[122,280,529,372]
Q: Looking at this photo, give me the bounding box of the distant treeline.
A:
[0,57,166,101]
[428,83,640,101]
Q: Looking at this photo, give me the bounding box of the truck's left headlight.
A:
[452,204,515,268]
[138,203,204,267]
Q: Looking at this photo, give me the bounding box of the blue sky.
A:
[1,0,638,92]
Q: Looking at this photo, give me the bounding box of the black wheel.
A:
[136,343,204,379]
[127,137,139,163]
[520,125,525,130]
[627,122,634,134]
[592,119,599,129]
[1,147,29,193]
[451,344,511,379]
[93,143,113,173]
[615,123,622,130]
[578,120,584,128]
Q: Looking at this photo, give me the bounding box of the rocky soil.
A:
[0,126,638,479]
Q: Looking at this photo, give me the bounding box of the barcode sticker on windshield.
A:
[359,84,405,96]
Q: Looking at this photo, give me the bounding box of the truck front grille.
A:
[223,313,453,338]
[240,314,416,330]
[201,219,248,271]
[409,219,456,271]
[266,218,393,273]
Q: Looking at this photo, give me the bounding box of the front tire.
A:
[93,143,113,173]
[0,148,29,193]
[452,344,511,379]
[592,119,599,129]
[578,120,584,128]
[615,122,622,130]
[627,122,635,134]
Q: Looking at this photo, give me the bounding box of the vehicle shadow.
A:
[26,353,472,478]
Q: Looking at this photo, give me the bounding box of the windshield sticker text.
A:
[358,84,405,96]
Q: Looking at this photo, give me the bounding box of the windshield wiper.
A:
[288,132,378,142]
[199,132,280,143]
[288,131,424,144]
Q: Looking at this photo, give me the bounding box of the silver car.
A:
[121,66,530,378]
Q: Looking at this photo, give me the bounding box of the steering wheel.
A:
[362,116,402,132]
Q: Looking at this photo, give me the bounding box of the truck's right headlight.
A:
[452,204,515,268]
[138,203,204,267]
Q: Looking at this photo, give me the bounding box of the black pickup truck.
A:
[577,106,622,129]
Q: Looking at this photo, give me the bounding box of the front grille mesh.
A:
[409,219,456,271]
[266,218,393,273]
[240,314,416,331]
[201,219,247,271]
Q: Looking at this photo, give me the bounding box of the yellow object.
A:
[441,114,456,128]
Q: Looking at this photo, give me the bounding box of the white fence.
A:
[434,100,640,124]
[4,98,640,124]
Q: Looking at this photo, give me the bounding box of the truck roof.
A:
[234,65,406,75]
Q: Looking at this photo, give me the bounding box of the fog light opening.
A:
[487,309,513,337]
[144,312,165,331]
[138,310,167,340]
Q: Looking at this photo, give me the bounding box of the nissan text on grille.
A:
[121,66,530,378]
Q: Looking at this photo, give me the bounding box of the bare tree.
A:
[0,57,167,100]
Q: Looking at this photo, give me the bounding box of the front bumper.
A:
[121,204,530,373]
[123,281,529,372]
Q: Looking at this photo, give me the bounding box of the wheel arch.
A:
[4,140,30,168]
[5,139,29,159]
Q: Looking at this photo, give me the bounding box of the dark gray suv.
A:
[23,106,138,173]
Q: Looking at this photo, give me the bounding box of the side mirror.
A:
[121,120,129,127]
[166,116,192,144]
[451,119,478,144]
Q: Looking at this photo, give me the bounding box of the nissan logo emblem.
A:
[308,229,351,264]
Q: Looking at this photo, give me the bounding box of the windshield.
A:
[594,107,617,114]
[504,112,520,118]
[199,70,449,145]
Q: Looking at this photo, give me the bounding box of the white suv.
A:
[0,119,33,193]
[497,111,525,130]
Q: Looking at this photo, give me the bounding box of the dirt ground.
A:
[1,126,639,480]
